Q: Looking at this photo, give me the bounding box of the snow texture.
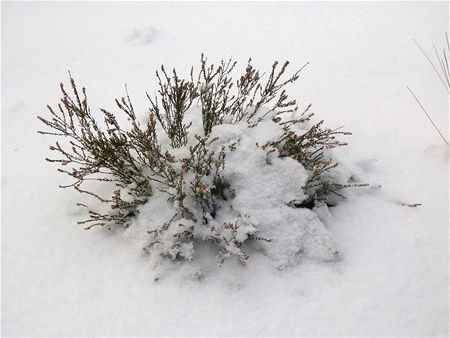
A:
[129,109,342,276]
[2,2,449,337]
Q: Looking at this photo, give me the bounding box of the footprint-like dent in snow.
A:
[125,26,158,46]
[355,158,378,172]
[9,100,25,113]
[423,144,449,162]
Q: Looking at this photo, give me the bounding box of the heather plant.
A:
[38,78,153,229]
[265,108,367,208]
[39,55,361,270]
[147,66,197,148]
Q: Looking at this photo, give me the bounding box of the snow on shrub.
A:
[38,55,365,277]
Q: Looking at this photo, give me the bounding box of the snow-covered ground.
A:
[2,2,449,336]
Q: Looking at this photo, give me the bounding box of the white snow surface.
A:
[2,2,449,337]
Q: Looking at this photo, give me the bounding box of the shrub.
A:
[38,56,363,270]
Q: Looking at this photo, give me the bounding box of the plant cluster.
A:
[39,55,358,266]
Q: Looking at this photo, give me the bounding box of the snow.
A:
[126,106,341,276]
[2,1,448,336]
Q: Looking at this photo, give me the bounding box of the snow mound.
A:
[124,107,342,275]
[216,121,340,268]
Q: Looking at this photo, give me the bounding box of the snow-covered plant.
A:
[38,78,153,229]
[266,109,366,208]
[38,56,363,273]
[147,66,197,148]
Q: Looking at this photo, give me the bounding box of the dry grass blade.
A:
[413,37,450,94]
[406,85,449,145]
